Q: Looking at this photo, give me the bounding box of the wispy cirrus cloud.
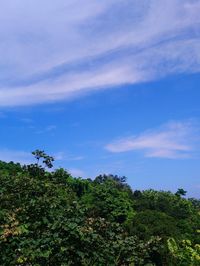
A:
[105,120,199,159]
[0,0,200,107]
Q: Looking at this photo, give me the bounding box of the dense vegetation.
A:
[0,150,200,265]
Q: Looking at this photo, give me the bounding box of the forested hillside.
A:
[0,151,200,265]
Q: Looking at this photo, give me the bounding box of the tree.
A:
[23,150,55,177]
[1,154,200,265]
[175,188,187,197]
[32,149,54,168]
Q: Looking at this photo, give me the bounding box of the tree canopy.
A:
[0,151,200,265]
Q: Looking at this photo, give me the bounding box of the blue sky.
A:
[0,0,200,197]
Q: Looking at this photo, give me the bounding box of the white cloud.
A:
[35,125,57,134]
[20,118,33,124]
[0,149,84,165]
[0,149,33,164]
[105,121,199,159]
[54,152,84,162]
[0,64,139,106]
[0,0,200,106]
[68,168,85,177]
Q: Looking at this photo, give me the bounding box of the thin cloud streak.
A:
[0,149,33,164]
[105,121,199,159]
[68,168,85,177]
[0,149,84,165]
[0,0,200,107]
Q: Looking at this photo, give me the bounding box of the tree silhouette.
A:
[32,149,54,168]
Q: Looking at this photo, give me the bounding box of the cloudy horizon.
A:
[0,0,200,197]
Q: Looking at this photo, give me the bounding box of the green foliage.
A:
[82,175,135,224]
[32,149,55,169]
[0,153,200,265]
[128,210,180,240]
[175,188,187,197]
[167,238,200,265]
